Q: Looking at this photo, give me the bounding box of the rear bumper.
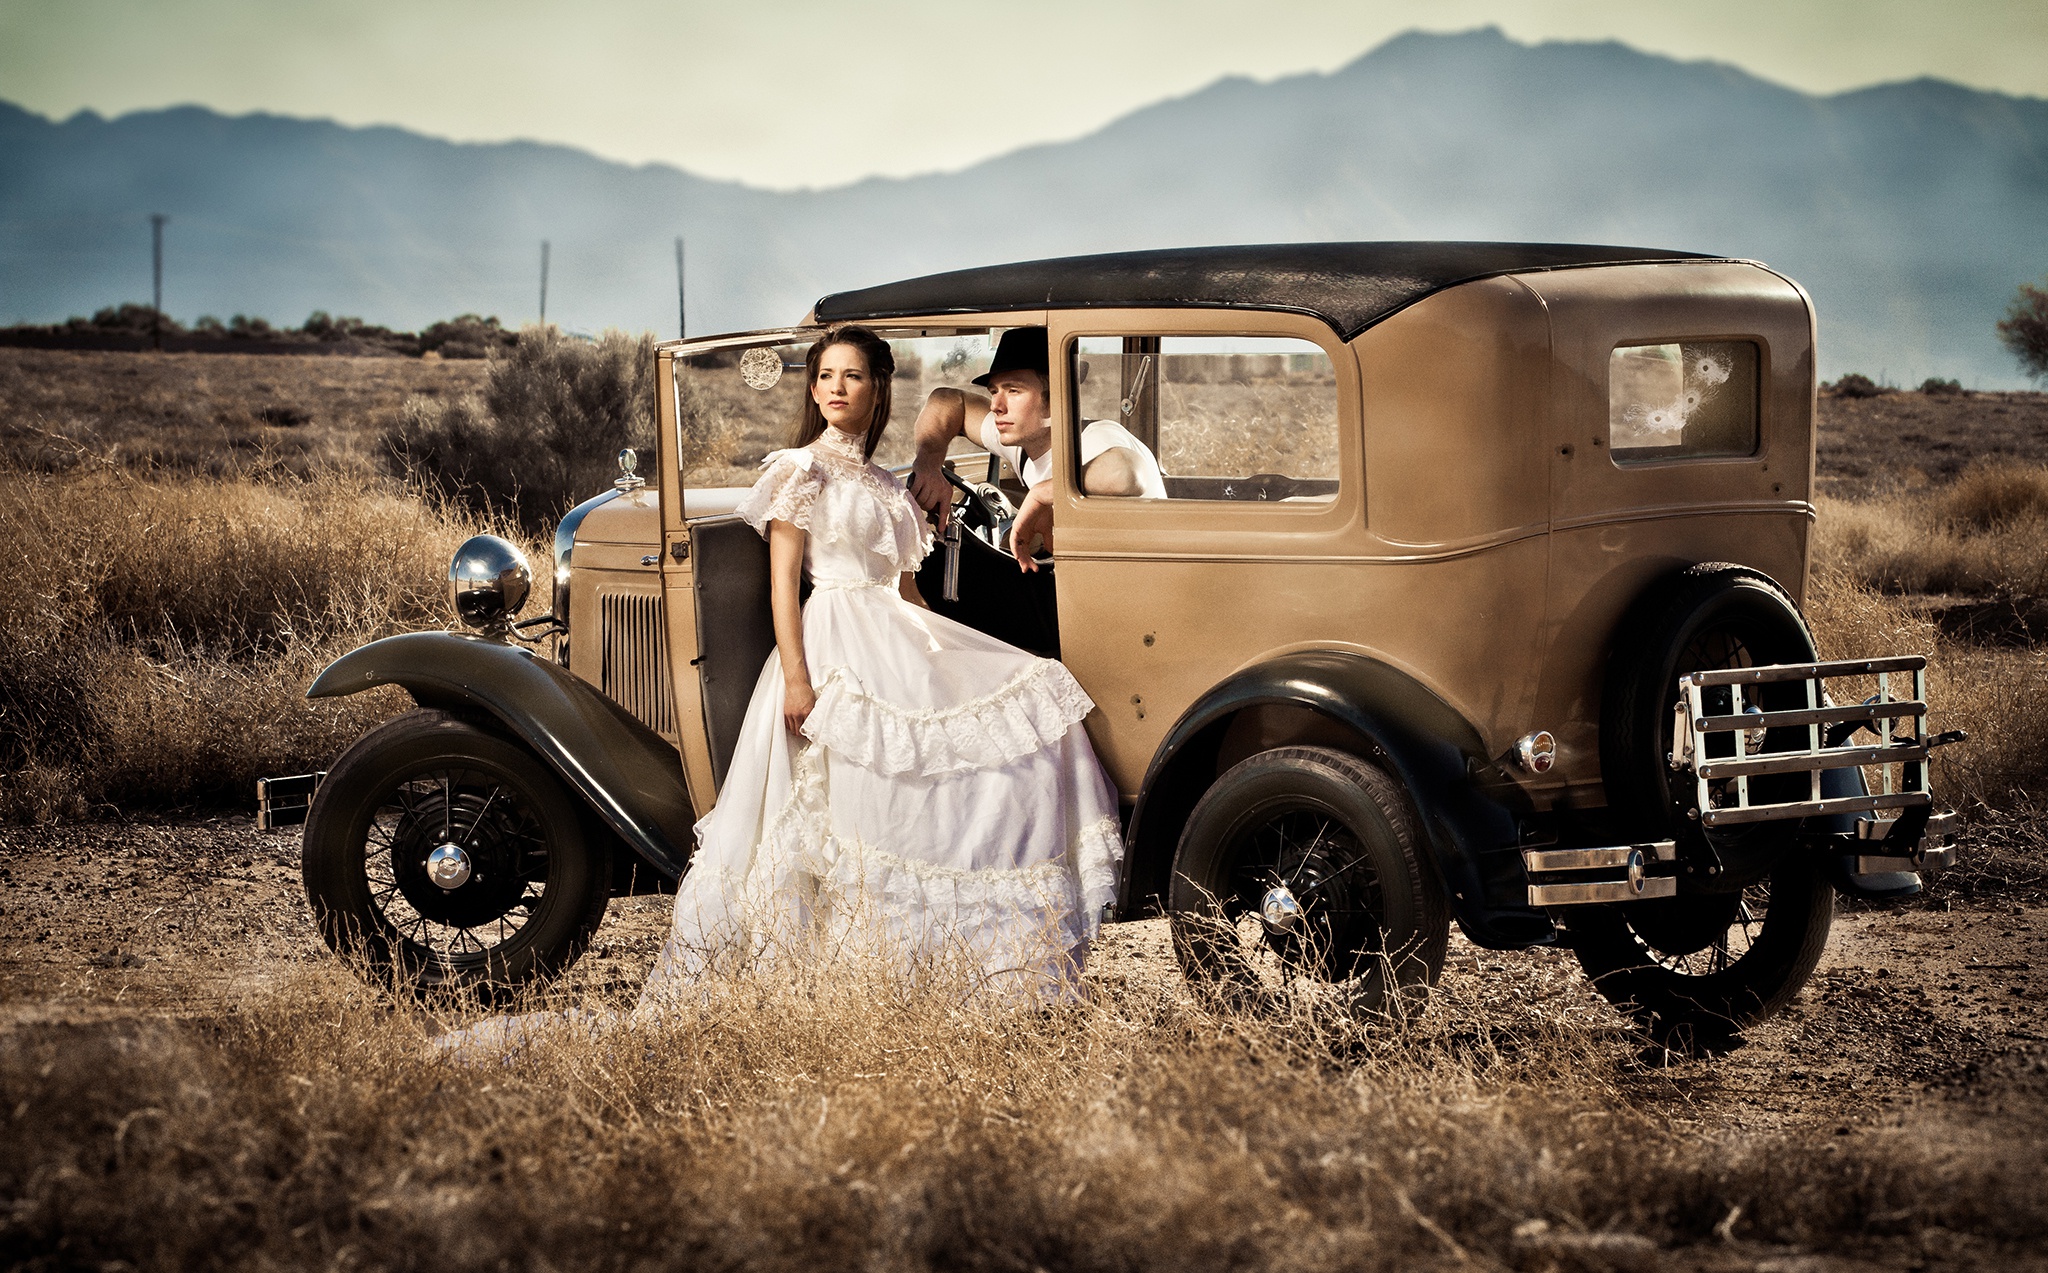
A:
[255,771,324,830]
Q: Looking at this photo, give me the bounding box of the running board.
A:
[1523,841,1678,906]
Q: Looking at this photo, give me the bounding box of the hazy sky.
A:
[3,0,2042,189]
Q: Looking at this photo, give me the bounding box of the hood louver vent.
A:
[599,590,676,740]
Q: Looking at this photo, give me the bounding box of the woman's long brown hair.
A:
[790,325,895,460]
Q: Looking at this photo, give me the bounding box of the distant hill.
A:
[4,27,2045,385]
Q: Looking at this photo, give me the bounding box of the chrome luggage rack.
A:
[1675,654,1963,874]
[1524,655,1960,908]
[1673,656,1935,827]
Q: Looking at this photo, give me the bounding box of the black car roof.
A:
[813,241,1720,341]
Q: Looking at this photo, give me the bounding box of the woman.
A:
[636,325,1121,1008]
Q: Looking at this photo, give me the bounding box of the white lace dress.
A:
[637,426,1122,1005]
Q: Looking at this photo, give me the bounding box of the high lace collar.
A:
[813,426,869,464]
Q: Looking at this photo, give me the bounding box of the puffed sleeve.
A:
[735,449,827,537]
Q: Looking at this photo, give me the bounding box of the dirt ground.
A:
[1816,390,2048,498]
[5,816,2044,1159]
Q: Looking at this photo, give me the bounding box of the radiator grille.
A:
[598,590,676,739]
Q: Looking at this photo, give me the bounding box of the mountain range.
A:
[4,26,2045,386]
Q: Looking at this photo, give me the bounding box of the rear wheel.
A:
[1563,855,1833,1050]
[1167,746,1449,1015]
[302,710,610,996]
[1587,565,1832,1047]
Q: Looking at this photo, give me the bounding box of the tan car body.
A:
[536,256,1817,948]
[596,263,1809,808]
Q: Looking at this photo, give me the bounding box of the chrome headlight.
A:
[448,534,532,629]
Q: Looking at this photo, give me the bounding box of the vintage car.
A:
[271,242,1962,1046]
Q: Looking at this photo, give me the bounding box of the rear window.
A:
[1608,340,1759,464]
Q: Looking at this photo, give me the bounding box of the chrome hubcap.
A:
[1260,884,1305,933]
[426,842,473,890]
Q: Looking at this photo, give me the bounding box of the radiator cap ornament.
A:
[614,447,645,492]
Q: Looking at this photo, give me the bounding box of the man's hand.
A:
[1009,483,1054,572]
[907,457,953,529]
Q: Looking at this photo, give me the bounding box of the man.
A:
[908,327,1165,569]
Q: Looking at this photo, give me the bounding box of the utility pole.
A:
[149,213,167,351]
[539,239,550,326]
[674,236,686,339]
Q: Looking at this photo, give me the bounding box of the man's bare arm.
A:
[908,387,987,519]
[1080,445,1143,497]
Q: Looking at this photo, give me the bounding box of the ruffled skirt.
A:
[638,581,1122,1009]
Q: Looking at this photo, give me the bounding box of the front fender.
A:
[1125,650,1553,949]
[309,632,695,881]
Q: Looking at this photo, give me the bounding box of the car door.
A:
[1044,309,1361,795]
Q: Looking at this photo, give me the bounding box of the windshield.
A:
[673,328,1004,489]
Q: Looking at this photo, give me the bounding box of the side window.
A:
[1608,340,1759,464]
[1072,335,1339,502]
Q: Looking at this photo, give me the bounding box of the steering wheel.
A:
[941,466,1017,553]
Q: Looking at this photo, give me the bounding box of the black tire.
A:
[1602,563,1818,883]
[1563,854,1833,1050]
[1167,746,1449,1014]
[302,709,611,996]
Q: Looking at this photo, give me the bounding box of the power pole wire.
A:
[149,213,167,351]
[539,239,551,326]
[684,237,700,341]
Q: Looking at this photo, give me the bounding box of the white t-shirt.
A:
[973,415,1168,499]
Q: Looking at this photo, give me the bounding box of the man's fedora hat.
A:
[971,327,1048,388]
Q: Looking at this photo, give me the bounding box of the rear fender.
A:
[309,632,695,881]
[1125,650,1553,949]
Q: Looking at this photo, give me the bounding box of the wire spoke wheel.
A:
[1565,858,1831,1052]
[359,767,552,966]
[303,710,610,997]
[1169,746,1447,1016]
[1204,807,1389,993]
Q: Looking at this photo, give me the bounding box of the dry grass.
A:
[0,463,538,820]
[1811,461,2048,811]
[1816,464,2048,599]
[5,951,2045,1272]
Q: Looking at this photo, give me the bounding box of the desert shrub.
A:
[1825,372,1885,398]
[1813,468,2048,598]
[77,302,184,337]
[419,313,517,359]
[389,326,735,530]
[1936,461,2048,533]
[0,467,538,819]
[1919,376,1964,395]
[1998,277,2048,381]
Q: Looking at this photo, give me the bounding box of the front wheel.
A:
[1167,746,1449,1015]
[302,710,611,996]
[1563,854,1833,1050]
